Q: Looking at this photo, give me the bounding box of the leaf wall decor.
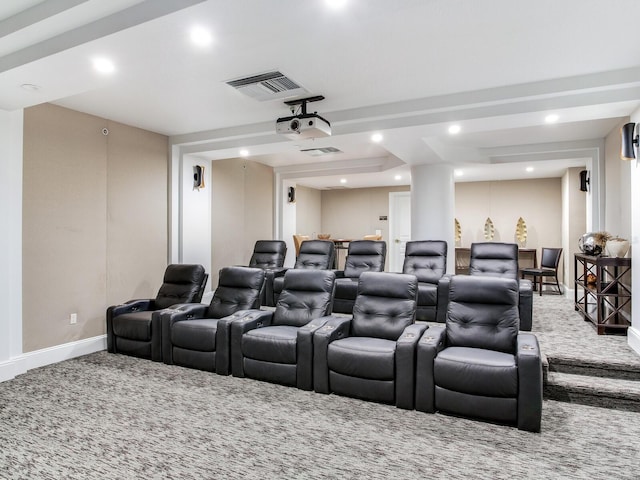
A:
[516,217,527,245]
[454,218,462,244]
[484,217,495,241]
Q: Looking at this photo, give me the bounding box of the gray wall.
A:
[210,158,273,286]
[22,104,168,352]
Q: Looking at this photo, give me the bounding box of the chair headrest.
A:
[405,240,447,257]
[470,242,518,260]
[163,264,206,284]
[253,240,287,254]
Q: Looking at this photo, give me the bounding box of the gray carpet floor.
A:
[531,293,640,372]
[1,294,639,479]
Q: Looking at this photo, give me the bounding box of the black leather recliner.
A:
[249,240,287,269]
[415,275,543,432]
[248,240,287,306]
[332,240,387,314]
[160,266,265,375]
[230,269,336,390]
[269,239,335,306]
[437,242,533,330]
[106,264,207,361]
[469,242,533,331]
[314,272,427,409]
[402,240,447,322]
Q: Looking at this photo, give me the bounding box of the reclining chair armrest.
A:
[296,317,331,391]
[106,299,155,353]
[215,310,254,376]
[160,304,209,364]
[109,299,155,317]
[415,325,447,413]
[516,333,543,432]
[230,310,274,377]
[436,275,452,323]
[518,279,533,331]
[264,268,288,307]
[333,270,346,279]
[395,323,429,410]
[313,316,352,394]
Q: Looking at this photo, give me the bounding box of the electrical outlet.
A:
[70,313,77,325]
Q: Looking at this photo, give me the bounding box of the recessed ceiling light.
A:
[448,124,461,134]
[92,57,115,74]
[394,175,402,181]
[545,114,559,123]
[454,169,464,177]
[526,166,534,173]
[340,178,347,184]
[190,26,213,47]
[325,0,348,9]
[239,149,249,157]
[371,133,383,143]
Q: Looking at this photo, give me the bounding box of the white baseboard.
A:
[628,327,640,356]
[0,335,106,383]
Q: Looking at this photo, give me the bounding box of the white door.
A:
[388,192,411,272]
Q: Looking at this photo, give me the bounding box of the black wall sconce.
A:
[193,165,205,190]
[287,186,296,203]
[579,170,590,192]
[621,122,639,160]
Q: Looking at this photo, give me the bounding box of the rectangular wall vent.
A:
[300,147,342,156]
[225,70,308,101]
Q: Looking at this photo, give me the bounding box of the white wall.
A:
[605,119,632,239]
[629,108,640,355]
[181,156,212,291]
[561,168,587,289]
[282,181,297,267]
[0,109,23,380]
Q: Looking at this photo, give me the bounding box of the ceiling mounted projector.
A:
[276,95,331,139]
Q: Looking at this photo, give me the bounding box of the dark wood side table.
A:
[574,253,632,335]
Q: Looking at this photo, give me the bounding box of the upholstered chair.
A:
[269,240,335,306]
[106,264,207,362]
[230,269,336,390]
[332,240,387,314]
[249,240,287,269]
[247,239,287,306]
[402,240,448,321]
[438,242,534,330]
[415,275,543,432]
[521,247,563,296]
[160,266,265,375]
[314,272,427,409]
[293,234,310,257]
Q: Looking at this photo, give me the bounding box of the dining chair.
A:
[293,234,310,257]
[521,247,563,296]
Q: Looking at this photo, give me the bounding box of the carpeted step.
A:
[547,356,640,381]
[544,371,640,413]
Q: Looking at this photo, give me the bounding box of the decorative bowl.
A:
[317,233,331,239]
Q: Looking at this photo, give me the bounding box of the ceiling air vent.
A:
[300,147,342,157]
[225,70,309,101]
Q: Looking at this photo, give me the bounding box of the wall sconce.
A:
[193,165,205,190]
[621,122,639,160]
[287,186,296,203]
[579,170,590,192]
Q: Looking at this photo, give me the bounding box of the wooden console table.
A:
[574,253,631,335]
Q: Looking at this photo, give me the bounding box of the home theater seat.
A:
[106,264,207,362]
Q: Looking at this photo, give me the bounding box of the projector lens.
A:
[290,119,300,131]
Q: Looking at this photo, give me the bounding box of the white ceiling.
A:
[1,0,639,189]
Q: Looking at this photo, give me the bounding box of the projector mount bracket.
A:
[284,95,325,115]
